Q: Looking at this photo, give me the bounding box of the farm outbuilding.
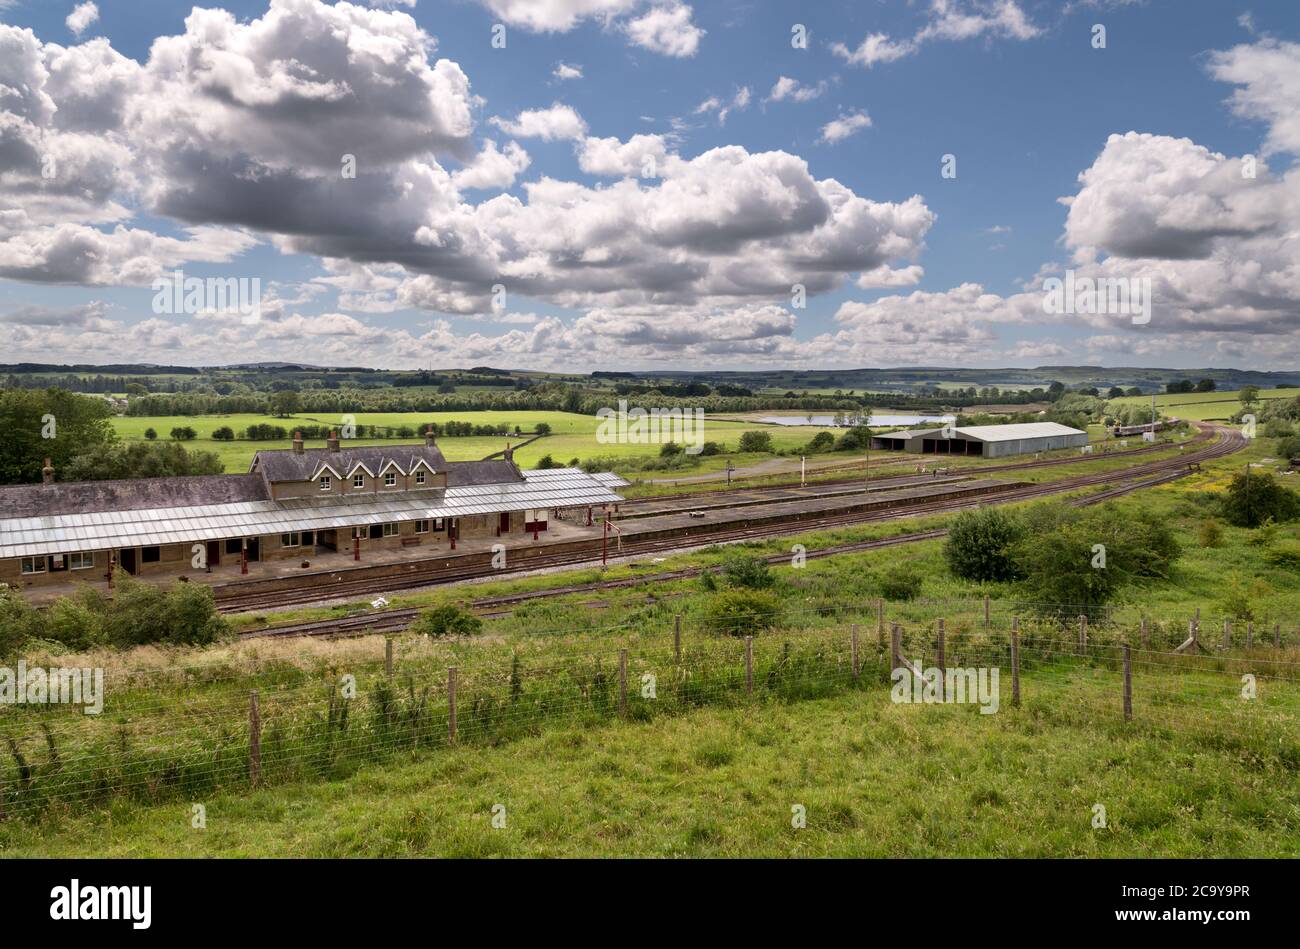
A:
[871,422,1088,459]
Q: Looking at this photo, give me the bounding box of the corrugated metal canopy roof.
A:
[0,468,623,560]
[938,422,1086,442]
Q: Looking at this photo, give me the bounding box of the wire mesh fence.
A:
[2,602,1298,822]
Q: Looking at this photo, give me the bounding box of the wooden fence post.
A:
[984,596,990,627]
[1122,643,1132,722]
[850,624,860,681]
[1140,617,1148,649]
[1223,619,1231,649]
[447,667,458,744]
[1275,623,1282,649]
[1010,617,1021,708]
[936,618,946,675]
[876,599,884,647]
[674,614,682,664]
[619,649,628,718]
[890,623,902,674]
[384,638,394,678]
[1247,621,1254,650]
[248,690,261,787]
[1078,615,1087,654]
[744,637,753,695]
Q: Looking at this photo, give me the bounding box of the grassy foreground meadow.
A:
[6,679,1297,858]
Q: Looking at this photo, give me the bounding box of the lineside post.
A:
[448,667,458,744]
[619,649,628,718]
[674,614,682,664]
[1122,643,1133,722]
[936,618,946,675]
[744,637,753,695]
[385,638,393,678]
[1010,617,1021,708]
[850,624,859,681]
[248,690,261,787]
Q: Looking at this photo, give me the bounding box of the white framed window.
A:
[319,475,332,491]
[20,556,46,575]
[351,527,363,540]
[384,472,397,487]
[281,532,301,548]
[415,471,426,485]
[382,523,399,537]
[415,519,429,534]
[353,474,365,488]
[69,552,94,570]
[433,517,446,532]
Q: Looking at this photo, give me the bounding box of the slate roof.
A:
[250,445,449,482]
[0,474,269,519]
[444,460,526,486]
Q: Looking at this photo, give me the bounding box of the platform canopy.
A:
[0,468,624,560]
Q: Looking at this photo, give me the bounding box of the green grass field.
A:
[7,680,1297,858]
[111,411,840,472]
[1109,387,1300,422]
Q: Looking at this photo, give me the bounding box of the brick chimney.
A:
[503,442,513,462]
[425,426,437,447]
[292,431,304,454]
[41,457,54,485]
[327,430,340,452]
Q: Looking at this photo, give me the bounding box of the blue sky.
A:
[0,0,1298,370]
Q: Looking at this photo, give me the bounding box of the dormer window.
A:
[319,475,332,492]
[384,472,397,487]
[353,474,365,488]
[415,471,426,485]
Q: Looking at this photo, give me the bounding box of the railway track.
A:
[238,424,1242,639]
[617,424,1215,503]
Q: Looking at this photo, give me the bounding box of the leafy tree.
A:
[534,422,551,435]
[0,388,118,485]
[943,507,1025,582]
[534,454,562,469]
[1239,384,1260,407]
[211,426,235,440]
[805,430,836,454]
[1220,469,1300,528]
[169,426,197,440]
[1195,379,1216,392]
[412,603,483,638]
[737,430,773,453]
[268,389,301,417]
[1012,502,1180,619]
[144,427,157,440]
[63,441,225,481]
[1106,386,1125,399]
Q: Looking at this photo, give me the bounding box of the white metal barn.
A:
[872,422,1088,458]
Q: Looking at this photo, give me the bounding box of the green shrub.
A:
[412,603,482,639]
[1265,542,1300,568]
[1197,519,1223,548]
[943,506,1025,582]
[1217,574,1272,623]
[703,589,783,636]
[737,431,773,453]
[876,565,922,601]
[720,550,774,589]
[0,585,45,657]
